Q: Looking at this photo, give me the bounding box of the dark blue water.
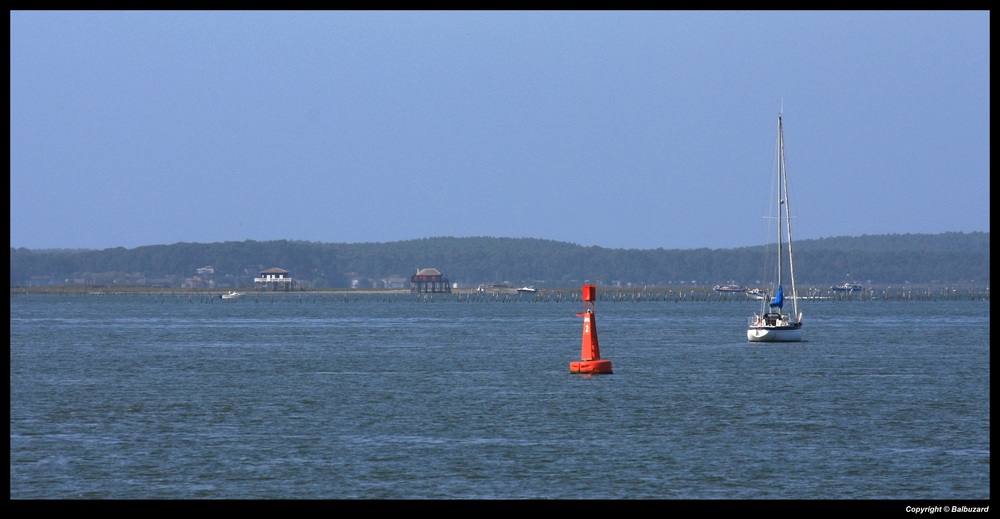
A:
[9,292,990,499]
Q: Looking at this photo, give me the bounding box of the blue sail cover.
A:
[769,285,784,309]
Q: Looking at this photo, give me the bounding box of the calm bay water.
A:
[9,292,990,499]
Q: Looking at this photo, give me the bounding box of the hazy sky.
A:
[10,10,990,251]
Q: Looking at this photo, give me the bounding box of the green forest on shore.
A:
[10,232,990,292]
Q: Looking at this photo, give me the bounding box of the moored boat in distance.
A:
[713,283,747,293]
[516,286,537,293]
[221,291,245,300]
[831,271,863,292]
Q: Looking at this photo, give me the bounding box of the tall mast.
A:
[776,114,784,293]
[780,113,799,318]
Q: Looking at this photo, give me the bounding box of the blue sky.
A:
[10,11,990,251]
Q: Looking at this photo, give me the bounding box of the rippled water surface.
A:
[10,293,990,499]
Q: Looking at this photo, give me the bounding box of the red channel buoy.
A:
[570,284,613,374]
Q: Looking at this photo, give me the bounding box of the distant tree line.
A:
[9,232,990,289]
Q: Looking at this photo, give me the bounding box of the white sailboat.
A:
[748,113,803,342]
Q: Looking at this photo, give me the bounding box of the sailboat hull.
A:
[747,323,803,342]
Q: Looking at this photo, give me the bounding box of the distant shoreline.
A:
[9,284,990,302]
[7,286,609,296]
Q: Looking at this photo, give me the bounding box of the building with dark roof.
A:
[410,267,450,293]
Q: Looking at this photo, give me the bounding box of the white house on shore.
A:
[254,267,295,291]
